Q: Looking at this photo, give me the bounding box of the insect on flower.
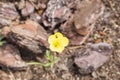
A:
[48,32,69,53]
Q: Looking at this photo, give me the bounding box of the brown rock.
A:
[0,44,26,68]
[74,43,113,74]
[2,20,49,54]
[0,70,10,80]
[21,1,35,17]
[0,2,19,26]
[30,13,41,22]
[60,0,105,45]
[74,0,105,35]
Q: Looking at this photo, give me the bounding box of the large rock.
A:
[74,43,113,74]
[42,0,76,28]
[0,44,26,68]
[2,20,49,54]
[60,0,105,45]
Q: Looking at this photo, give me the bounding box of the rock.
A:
[30,13,41,22]
[42,0,76,28]
[0,2,19,27]
[2,20,49,54]
[17,0,25,10]
[74,0,105,35]
[21,1,35,17]
[0,44,26,68]
[60,0,105,45]
[74,43,113,74]
[0,70,10,80]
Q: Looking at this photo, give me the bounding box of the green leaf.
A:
[46,50,54,61]
[0,41,6,46]
[46,50,52,60]
[50,55,54,60]
[93,34,98,39]
[54,57,60,63]
[50,62,54,68]
[46,50,50,57]
[0,36,4,41]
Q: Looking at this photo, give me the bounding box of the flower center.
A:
[53,40,61,48]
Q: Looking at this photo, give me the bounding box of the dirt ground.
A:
[0,0,120,80]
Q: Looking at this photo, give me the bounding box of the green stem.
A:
[27,62,45,66]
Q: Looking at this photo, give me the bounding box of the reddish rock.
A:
[2,20,49,54]
[21,1,35,17]
[0,44,26,68]
[60,0,105,45]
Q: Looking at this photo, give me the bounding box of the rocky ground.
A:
[0,0,120,80]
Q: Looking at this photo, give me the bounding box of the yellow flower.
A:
[48,32,69,53]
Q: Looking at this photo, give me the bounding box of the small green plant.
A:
[27,50,60,68]
[93,34,99,39]
[0,29,6,46]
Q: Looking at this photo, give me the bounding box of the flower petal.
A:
[48,32,69,53]
[54,32,63,38]
[49,44,56,51]
[48,35,56,44]
[56,46,64,53]
[50,43,64,53]
[61,37,69,46]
